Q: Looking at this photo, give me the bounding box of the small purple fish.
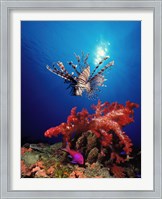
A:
[62,143,84,165]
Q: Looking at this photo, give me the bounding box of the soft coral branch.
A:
[44,109,90,147]
[44,100,139,158]
[111,164,126,178]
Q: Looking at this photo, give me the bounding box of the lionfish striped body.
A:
[46,52,114,99]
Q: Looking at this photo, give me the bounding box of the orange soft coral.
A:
[44,100,138,158]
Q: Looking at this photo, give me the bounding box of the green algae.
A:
[22,151,40,166]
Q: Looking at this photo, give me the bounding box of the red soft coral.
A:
[44,100,138,159]
[44,108,90,146]
[110,152,125,164]
[111,164,126,178]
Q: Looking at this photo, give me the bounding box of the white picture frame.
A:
[0,1,161,198]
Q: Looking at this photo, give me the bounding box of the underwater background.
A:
[21,21,141,149]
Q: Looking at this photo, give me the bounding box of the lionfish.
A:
[46,52,114,99]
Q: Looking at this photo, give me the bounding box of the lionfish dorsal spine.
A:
[74,52,89,72]
[68,61,80,76]
[84,53,89,65]
[74,53,80,63]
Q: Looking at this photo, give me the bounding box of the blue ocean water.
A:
[21,21,141,147]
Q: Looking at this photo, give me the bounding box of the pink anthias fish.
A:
[62,143,84,165]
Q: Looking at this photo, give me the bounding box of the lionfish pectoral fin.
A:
[89,56,110,79]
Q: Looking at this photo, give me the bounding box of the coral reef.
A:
[43,100,140,177]
[21,142,141,178]
[21,100,140,178]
